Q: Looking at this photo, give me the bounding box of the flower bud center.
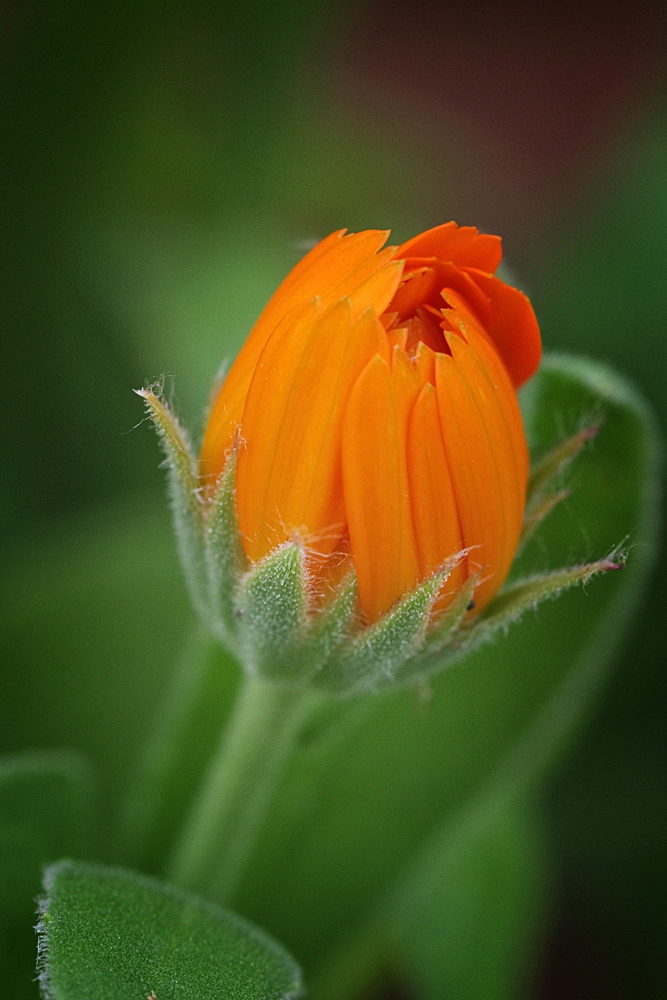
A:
[384,262,456,364]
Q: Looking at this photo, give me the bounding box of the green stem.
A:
[113,623,233,871]
[168,674,320,903]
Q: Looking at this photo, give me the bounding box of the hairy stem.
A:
[168,674,320,903]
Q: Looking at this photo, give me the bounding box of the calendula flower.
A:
[200,223,540,624]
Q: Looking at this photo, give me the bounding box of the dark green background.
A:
[1,1,665,996]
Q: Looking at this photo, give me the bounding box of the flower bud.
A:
[200,223,541,624]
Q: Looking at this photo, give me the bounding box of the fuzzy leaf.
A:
[37,860,302,1000]
[422,573,479,656]
[235,543,309,679]
[0,753,93,1000]
[206,446,246,648]
[136,386,209,622]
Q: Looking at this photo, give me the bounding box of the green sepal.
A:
[526,424,599,506]
[520,425,599,548]
[520,490,569,549]
[293,574,360,682]
[420,572,479,658]
[136,386,210,623]
[235,542,309,679]
[450,551,625,660]
[315,561,459,697]
[206,445,247,648]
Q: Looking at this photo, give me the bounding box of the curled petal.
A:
[462,268,541,388]
[395,222,503,273]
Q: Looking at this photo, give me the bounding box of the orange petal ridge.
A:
[236,300,388,565]
[342,353,419,623]
[408,382,466,608]
[435,328,525,611]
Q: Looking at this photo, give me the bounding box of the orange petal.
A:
[236,300,388,564]
[342,354,419,623]
[389,343,422,419]
[449,330,527,551]
[408,382,465,607]
[321,249,403,317]
[440,287,529,487]
[201,229,394,482]
[391,259,492,330]
[395,222,503,273]
[435,336,522,611]
[462,268,541,388]
[464,321,530,489]
[390,266,443,320]
[414,341,436,385]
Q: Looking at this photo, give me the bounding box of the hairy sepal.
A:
[234,542,311,680]
[315,557,466,697]
[205,447,247,648]
[136,386,210,623]
[520,425,599,548]
[442,552,625,664]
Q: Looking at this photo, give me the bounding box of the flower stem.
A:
[167,674,320,903]
[114,623,222,869]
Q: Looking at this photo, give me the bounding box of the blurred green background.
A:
[0,0,665,996]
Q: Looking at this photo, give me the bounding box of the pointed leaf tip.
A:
[314,556,467,696]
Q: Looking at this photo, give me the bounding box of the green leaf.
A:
[385,798,548,1000]
[0,752,93,1000]
[456,553,624,657]
[315,555,467,696]
[302,574,359,677]
[228,355,660,987]
[37,860,303,1000]
[0,752,93,923]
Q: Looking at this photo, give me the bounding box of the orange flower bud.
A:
[200,223,541,624]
